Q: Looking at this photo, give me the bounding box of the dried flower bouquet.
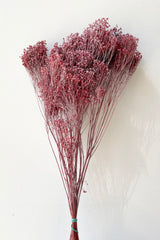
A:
[21,18,142,240]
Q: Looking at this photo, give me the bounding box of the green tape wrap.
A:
[71,218,78,233]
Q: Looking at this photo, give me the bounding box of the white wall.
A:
[0,0,160,239]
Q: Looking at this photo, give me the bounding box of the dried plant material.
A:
[21,18,142,240]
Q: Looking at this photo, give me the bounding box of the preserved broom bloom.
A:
[21,18,142,240]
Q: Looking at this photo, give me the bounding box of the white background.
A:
[0,0,160,239]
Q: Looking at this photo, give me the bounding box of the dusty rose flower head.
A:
[21,18,142,240]
[22,18,141,119]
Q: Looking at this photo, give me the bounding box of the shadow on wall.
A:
[84,64,160,239]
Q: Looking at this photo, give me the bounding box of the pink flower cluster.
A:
[21,18,141,120]
[21,18,142,240]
